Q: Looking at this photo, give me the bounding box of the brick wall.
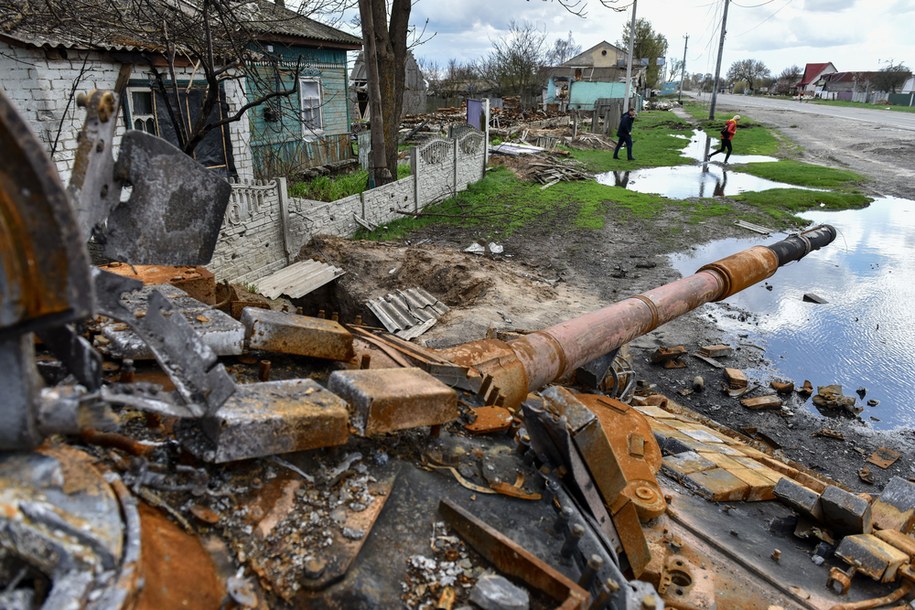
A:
[0,43,254,185]
[208,130,487,283]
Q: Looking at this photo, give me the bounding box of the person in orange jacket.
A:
[707,114,740,164]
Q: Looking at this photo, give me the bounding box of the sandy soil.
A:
[298,104,915,492]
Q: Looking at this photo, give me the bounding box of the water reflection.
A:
[669,197,915,430]
[680,130,778,164]
[596,165,814,199]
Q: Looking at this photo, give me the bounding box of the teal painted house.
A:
[246,1,362,177]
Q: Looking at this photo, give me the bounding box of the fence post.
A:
[453,138,459,196]
[411,146,419,212]
[276,176,293,263]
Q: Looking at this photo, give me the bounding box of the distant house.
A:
[818,71,881,102]
[350,51,427,118]
[244,0,362,177]
[0,0,361,183]
[795,62,837,96]
[541,41,643,110]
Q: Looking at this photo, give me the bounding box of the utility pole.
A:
[623,0,637,112]
[678,34,688,104]
[709,0,730,119]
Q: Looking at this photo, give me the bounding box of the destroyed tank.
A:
[3,87,914,610]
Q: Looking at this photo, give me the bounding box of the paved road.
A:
[686,91,915,132]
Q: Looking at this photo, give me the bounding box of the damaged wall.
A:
[208,131,486,284]
[0,43,255,184]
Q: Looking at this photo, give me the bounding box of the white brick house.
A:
[0,0,361,186]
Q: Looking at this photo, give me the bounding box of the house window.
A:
[300,78,323,133]
[129,89,157,134]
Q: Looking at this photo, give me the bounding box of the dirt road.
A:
[303,100,915,491]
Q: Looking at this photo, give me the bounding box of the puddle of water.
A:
[596,165,816,199]
[669,196,915,430]
[596,130,799,199]
[680,130,778,164]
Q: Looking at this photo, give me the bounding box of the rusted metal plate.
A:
[439,499,590,610]
[571,394,666,520]
[242,307,354,361]
[0,87,92,332]
[464,406,513,434]
[199,378,349,462]
[101,263,216,304]
[328,367,457,436]
[135,503,224,610]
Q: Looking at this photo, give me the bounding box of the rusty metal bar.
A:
[439,498,590,610]
[441,227,836,410]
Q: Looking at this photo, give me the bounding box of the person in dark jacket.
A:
[707,114,740,163]
[613,107,637,160]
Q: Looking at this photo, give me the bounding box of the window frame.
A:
[299,77,324,136]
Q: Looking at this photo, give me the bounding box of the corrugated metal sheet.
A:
[252,259,345,299]
[366,288,449,340]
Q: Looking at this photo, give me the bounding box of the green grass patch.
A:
[732,188,871,225]
[738,159,867,190]
[568,110,694,172]
[289,164,411,201]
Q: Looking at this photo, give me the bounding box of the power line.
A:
[733,0,794,36]
[731,0,776,7]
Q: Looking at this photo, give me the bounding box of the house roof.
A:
[798,62,835,86]
[540,66,629,83]
[560,41,628,68]
[246,1,361,48]
[0,0,360,54]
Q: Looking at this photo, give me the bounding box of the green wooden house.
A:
[245,0,362,178]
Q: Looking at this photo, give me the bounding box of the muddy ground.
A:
[300,102,915,494]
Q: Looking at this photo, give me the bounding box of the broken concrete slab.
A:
[328,367,458,436]
[740,395,783,411]
[724,368,748,389]
[871,476,915,533]
[820,485,872,536]
[242,307,355,361]
[198,379,349,462]
[100,284,244,359]
[698,344,732,358]
[774,477,824,521]
[835,534,908,582]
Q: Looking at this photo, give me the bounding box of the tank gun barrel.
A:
[440,225,837,409]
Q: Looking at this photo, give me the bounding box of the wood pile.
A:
[525,155,591,188]
[566,133,616,150]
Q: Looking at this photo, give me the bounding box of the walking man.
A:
[613,107,637,160]
[707,114,740,164]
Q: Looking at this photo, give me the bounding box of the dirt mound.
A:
[382,248,492,307]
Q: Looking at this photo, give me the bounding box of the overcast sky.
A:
[369,0,915,78]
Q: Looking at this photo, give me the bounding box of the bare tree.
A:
[481,20,547,104]
[545,31,582,66]
[774,65,802,95]
[873,60,911,94]
[726,59,771,94]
